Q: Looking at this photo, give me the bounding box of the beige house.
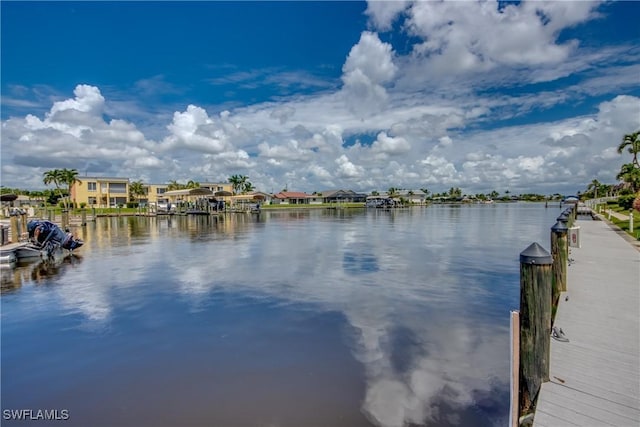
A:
[71,176,130,208]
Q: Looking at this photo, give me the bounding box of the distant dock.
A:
[532,218,640,426]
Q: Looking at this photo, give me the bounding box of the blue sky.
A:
[1,1,639,195]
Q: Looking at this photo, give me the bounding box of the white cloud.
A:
[335,154,364,179]
[371,132,410,155]
[341,31,397,117]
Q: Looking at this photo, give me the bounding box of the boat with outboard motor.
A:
[23,219,84,258]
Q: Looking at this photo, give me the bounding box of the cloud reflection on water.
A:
[6,206,558,426]
[156,209,514,426]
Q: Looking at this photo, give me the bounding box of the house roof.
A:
[273,191,309,199]
[317,189,358,197]
[232,193,266,201]
[76,176,130,182]
[163,188,213,197]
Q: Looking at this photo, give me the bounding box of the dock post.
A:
[47,209,53,221]
[551,220,569,308]
[509,310,520,427]
[20,213,28,240]
[61,210,69,229]
[630,209,634,234]
[10,214,19,243]
[519,242,553,418]
[92,207,96,221]
[81,208,87,226]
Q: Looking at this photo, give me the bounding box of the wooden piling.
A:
[61,210,69,228]
[510,310,520,427]
[81,208,87,226]
[10,215,19,243]
[551,220,568,298]
[20,213,28,239]
[519,242,553,417]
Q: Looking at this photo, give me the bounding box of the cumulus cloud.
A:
[163,105,231,154]
[341,31,397,117]
[335,154,365,179]
[1,85,167,187]
[367,0,604,90]
[370,132,411,158]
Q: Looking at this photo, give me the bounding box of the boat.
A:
[365,196,399,208]
[0,250,17,266]
[25,220,84,257]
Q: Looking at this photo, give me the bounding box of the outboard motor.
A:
[27,220,84,254]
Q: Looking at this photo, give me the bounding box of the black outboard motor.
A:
[27,220,84,255]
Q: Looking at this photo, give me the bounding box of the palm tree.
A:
[43,169,65,207]
[371,190,379,196]
[420,188,430,198]
[242,181,255,194]
[228,175,247,195]
[60,168,79,209]
[167,180,182,191]
[587,179,601,199]
[129,180,146,205]
[617,131,640,167]
[186,180,200,189]
[617,163,640,192]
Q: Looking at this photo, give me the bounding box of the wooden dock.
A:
[533,219,640,426]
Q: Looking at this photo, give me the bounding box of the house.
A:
[272,191,310,205]
[398,190,427,204]
[199,182,234,194]
[142,183,169,206]
[71,176,130,208]
[317,189,367,204]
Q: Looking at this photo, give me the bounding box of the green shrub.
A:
[618,194,636,210]
[126,202,139,208]
[80,202,87,208]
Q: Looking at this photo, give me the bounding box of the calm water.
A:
[1,204,561,427]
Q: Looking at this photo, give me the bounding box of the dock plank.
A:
[533,219,640,427]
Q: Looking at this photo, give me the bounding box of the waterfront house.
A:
[71,176,130,208]
[398,190,427,205]
[318,189,367,204]
[199,182,234,194]
[230,192,273,209]
[142,183,169,206]
[272,191,310,205]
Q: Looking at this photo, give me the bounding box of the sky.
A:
[1,1,639,196]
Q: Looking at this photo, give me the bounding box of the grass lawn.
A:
[595,202,640,240]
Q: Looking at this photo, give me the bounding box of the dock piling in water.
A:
[10,215,19,243]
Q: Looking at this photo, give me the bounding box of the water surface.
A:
[1,204,562,426]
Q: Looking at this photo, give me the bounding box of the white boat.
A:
[0,250,17,265]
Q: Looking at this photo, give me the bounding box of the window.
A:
[88,197,96,205]
[156,188,166,194]
[87,182,97,191]
[109,183,127,193]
